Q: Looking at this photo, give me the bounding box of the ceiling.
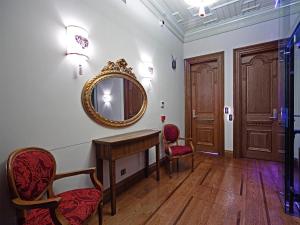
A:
[140,0,300,42]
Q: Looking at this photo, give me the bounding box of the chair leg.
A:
[98,201,103,225]
[176,158,179,172]
[169,158,173,178]
[191,154,194,172]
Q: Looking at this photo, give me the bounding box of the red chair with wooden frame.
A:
[6,147,103,225]
[162,124,195,177]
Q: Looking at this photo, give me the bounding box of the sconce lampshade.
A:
[66,25,89,60]
[140,62,154,79]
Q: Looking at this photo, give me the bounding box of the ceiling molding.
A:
[140,0,300,43]
[184,1,300,42]
[140,0,185,42]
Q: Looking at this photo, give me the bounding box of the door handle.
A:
[269,108,278,120]
[192,109,198,119]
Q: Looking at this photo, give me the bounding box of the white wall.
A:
[183,15,297,151]
[0,0,184,224]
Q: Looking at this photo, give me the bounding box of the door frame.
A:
[185,52,225,156]
[233,40,280,158]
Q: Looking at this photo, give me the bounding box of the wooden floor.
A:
[90,153,300,225]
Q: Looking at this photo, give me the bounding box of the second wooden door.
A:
[234,41,285,161]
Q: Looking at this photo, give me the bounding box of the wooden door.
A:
[185,52,224,155]
[123,79,143,120]
[234,41,284,161]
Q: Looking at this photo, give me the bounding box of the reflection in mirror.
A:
[82,58,147,127]
[91,76,144,121]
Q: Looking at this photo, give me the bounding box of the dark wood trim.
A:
[259,172,271,225]
[233,40,280,158]
[185,58,192,145]
[142,159,203,225]
[199,168,211,185]
[173,196,194,224]
[184,52,225,156]
[236,211,241,225]
[103,157,167,203]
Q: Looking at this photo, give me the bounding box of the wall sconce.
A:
[139,62,154,88]
[66,25,89,60]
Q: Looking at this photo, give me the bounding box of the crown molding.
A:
[140,0,185,42]
[140,0,300,43]
[184,1,300,42]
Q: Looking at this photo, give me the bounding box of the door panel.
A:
[247,129,272,152]
[123,79,143,120]
[197,128,214,146]
[185,52,224,155]
[235,41,284,161]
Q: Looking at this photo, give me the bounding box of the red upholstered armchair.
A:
[162,124,195,177]
[6,147,103,225]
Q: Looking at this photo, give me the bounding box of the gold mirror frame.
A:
[81,59,147,128]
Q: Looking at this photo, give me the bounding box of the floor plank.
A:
[89,153,300,225]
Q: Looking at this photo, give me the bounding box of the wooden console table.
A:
[93,129,161,215]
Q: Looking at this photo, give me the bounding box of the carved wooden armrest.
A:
[178,137,195,152]
[12,197,61,210]
[163,140,173,157]
[12,197,64,225]
[167,146,173,157]
[54,167,103,191]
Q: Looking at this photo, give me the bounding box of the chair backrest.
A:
[163,124,180,144]
[7,147,56,201]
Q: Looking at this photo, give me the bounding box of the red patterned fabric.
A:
[24,188,101,225]
[12,149,55,200]
[168,145,193,156]
[163,124,179,143]
[24,208,53,225]
[57,188,101,225]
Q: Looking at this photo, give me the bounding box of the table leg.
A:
[109,160,116,215]
[96,158,103,184]
[155,144,160,181]
[145,149,149,177]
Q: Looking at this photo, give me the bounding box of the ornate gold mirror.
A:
[82,59,147,128]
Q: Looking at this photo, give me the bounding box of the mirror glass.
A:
[91,76,144,121]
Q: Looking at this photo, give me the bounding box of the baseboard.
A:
[103,156,168,203]
[225,150,233,157]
